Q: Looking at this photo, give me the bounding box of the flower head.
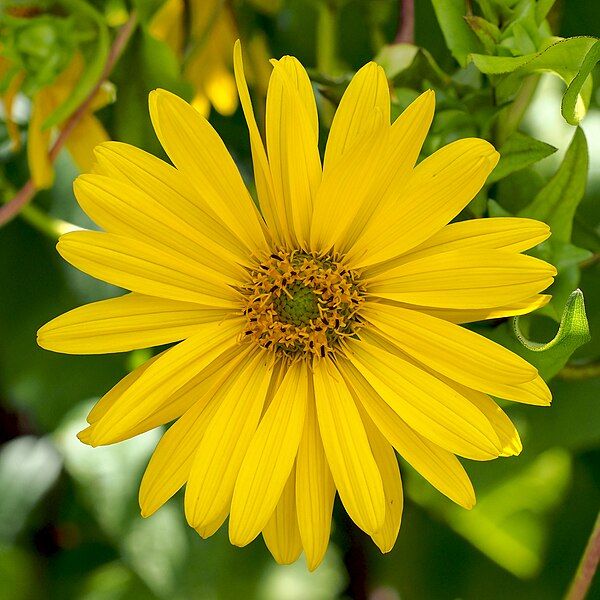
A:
[37,41,556,570]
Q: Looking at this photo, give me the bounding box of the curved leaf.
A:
[512,289,591,378]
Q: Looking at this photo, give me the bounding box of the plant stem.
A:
[317,1,336,75]
[0,10,138,228]
[565,510,600,600]
[395,0,415,44]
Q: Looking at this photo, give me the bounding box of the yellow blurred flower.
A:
[150,0,270,118]
[1,53,111,189]
[38,42,557,569]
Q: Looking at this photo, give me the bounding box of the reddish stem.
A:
[565,511,600,600]
[0,11,138,227]
[395,0,415,44]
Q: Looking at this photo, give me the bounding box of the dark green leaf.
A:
[518,127,588,243]
[471,36,598,120]
[489,131,556,183]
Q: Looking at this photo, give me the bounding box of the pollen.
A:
[240,250,366,359]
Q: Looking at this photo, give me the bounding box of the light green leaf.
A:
[562,39,600,125]
[518,127,588,243]
[374,44,419,79]
[489,131,556,183]
[0,436,62,543]
[512,289,591,378]
[431,0,483,67]
[470,37,598,122]
[42,0,110,129]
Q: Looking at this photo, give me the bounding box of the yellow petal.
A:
[313,358,385,535]
[38,293,229,354]
[323,62,390,173]
[366,217,551,277]
[262,464,303,565]
[57,230,239,308]
[311,90,434,254]
[345,336,502,460]
[27,90,54,189]
[86,351,164,425]
[296,381,335,571]
[230,361,308,546]
[266,58,321,248]
[368,249,556,309]
[82,345,246,449]
[233,40,280,245]
[195,509,229,539]
[359,407,403,553]
[393,294,551,325]
[139,348,252,517]
[185,351,273,529]
[65,114,109,173]
[148,88,268,254]
[74,173,247,282]
[449,382,522,457]
[92,141,251,266]
[363,302,537,388]
[347,138,499,268]
[85,318,244,445]
[339,358,475,509]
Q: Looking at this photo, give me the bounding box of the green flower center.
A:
[240,250,366,360]
[274,282,320,326]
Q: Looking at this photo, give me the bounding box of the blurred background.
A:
[0,1,599,598]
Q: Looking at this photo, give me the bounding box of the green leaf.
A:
[470,36,598,122]
[488,131,556,183]
[536,0,557,24]
[375,44,451,89]
[562,39,600,125]
[42,0,111,129]
[512,289,591,378]
[518,127,588,243]
[404,447,572,577]
[374,44,419,79]
[465,16,501,54]
[431,0,484,67]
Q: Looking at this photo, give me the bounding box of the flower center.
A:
[241,250,366,359]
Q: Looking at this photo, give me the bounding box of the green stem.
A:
[316,1,337,126]
[565,510,600,600]
[495,74,540,145]
[317,1,336,75]
[19,204,79,239]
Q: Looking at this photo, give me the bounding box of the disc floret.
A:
[241,250,366,359]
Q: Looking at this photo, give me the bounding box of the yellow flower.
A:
[150,0,270,118]
[38,42,556,570]
[1,53,111,189]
